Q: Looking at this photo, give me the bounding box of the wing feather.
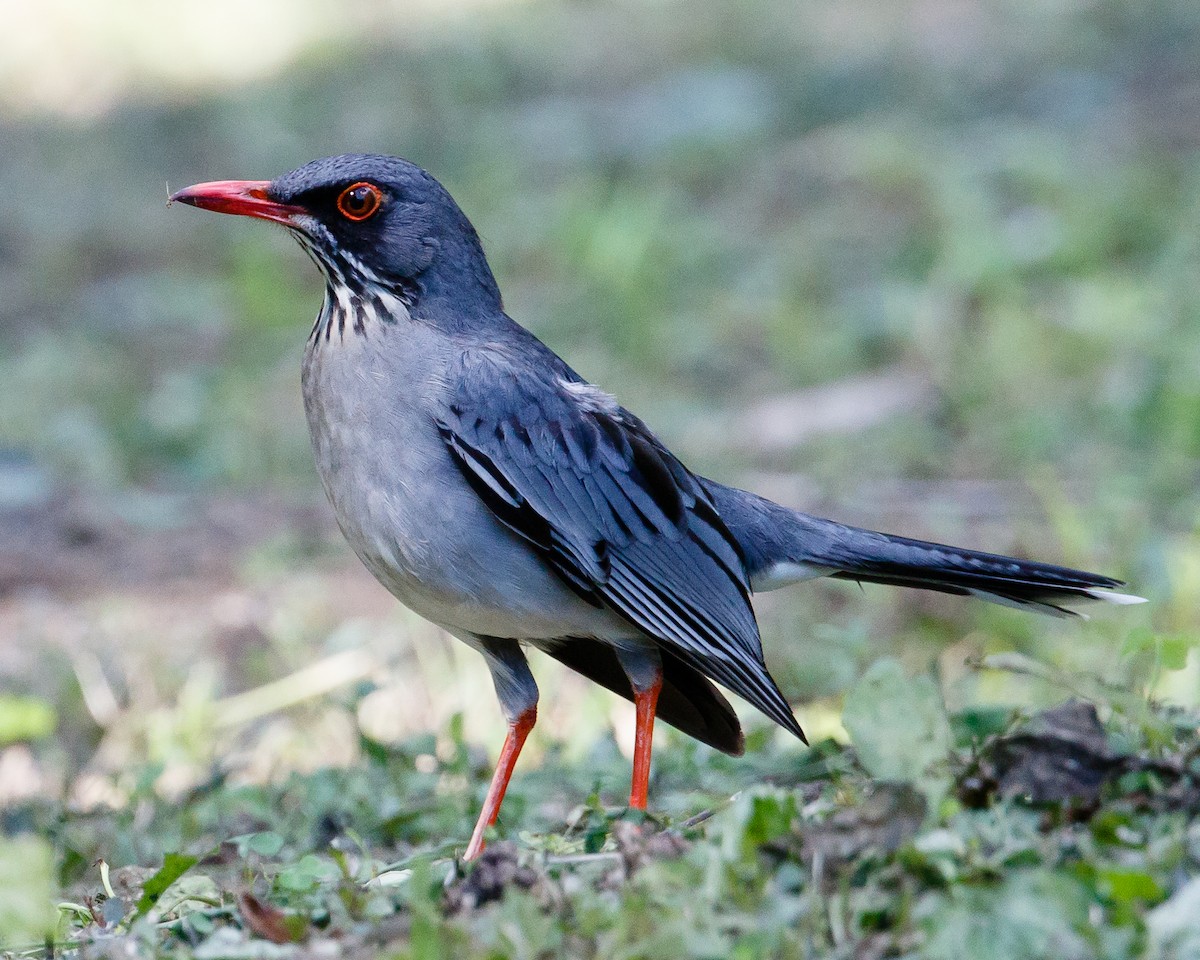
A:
[437,347,805,742]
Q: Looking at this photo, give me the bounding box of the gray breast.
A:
[299,306,626,642]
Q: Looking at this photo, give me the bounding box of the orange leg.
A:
[628,674,662,810]
[464,706,537,861]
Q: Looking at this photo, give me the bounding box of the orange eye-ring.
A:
[337,182,383,221]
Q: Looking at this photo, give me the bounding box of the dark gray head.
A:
[171,154,503,328]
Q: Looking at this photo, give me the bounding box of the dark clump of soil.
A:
[958,699,1200,817]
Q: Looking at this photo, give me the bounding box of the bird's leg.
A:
[614,642,663,810]
[629,675,662,809]
[465,704,536,861]
[465,637,539,862]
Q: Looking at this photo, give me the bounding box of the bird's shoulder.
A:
[444,336,712,524]
[447,334,614,420]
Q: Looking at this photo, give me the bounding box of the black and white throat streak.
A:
[292,229,416,345]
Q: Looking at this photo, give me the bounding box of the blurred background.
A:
[2,0,1198,821]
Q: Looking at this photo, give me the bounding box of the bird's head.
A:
[171,154,502,326]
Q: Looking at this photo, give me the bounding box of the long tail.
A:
[705,481,1145,617]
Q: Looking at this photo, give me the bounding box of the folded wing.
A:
[437,346,805,742]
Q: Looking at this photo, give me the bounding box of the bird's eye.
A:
[336,182,383,221]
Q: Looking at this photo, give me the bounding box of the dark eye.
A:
[337,182,383,221]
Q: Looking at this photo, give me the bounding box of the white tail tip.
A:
[1086,589,1148,605]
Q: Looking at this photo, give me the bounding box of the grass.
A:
[7,671,1200,958]
[2,0,1200,955]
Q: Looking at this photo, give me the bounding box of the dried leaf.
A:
[237,892,307,945]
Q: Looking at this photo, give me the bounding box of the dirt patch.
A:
[0,488,337,601]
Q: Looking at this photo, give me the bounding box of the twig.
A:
[212,649,377,729]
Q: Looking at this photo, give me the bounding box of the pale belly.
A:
[299,324,623,642]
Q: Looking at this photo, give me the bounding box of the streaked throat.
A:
[291,229,415,345]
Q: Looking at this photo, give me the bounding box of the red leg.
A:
[464,706,537,861]
[628,673,662,810]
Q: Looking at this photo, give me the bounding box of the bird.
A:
[170,154,1143,860]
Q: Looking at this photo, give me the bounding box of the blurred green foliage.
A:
[0,0,1196,520]
[4,0,1195,706]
